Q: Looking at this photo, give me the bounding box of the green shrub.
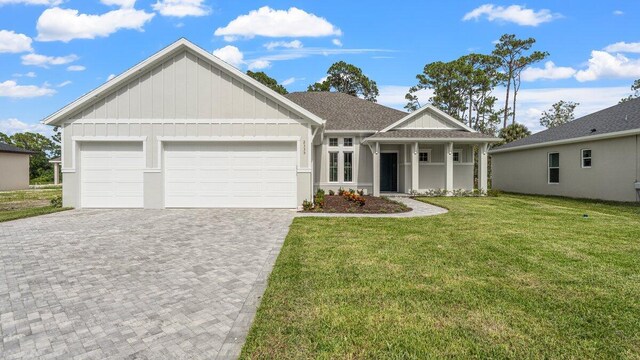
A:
[302,200,313,211]
[328,190,335,196]
[314,189,325,208]
[50,195,62,208]
[487,189,501,197]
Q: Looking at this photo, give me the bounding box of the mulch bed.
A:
[303,195,411,214]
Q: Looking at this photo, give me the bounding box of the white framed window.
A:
[329,138,338,147]
[419,151,431,163]
[453,149,462,163]
[343,137,353,147]
[548,152,560,184]
[343,152,353,182]
[329,152,338,182]
[581,149,592,168]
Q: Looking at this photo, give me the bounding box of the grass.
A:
[0,188,69,222]
[241,194,640,359]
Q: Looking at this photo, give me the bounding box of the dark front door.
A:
[380,152,398,192]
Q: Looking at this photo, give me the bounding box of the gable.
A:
[44,39,323,126]
[398,110,455,129]
[382,105,475,133]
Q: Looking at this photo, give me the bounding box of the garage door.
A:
[164,142,297,208]
[80,142,144,208]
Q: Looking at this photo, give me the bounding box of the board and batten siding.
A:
[60,48,315,208]
[398,110,454,129]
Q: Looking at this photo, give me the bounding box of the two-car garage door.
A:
[79,141,297,208]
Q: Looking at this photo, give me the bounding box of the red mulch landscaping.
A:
[304,195,411,214]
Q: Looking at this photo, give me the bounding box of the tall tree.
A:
[619,79,640,103]
[246,70,288,95]
[498,123,531,145]
[539,100,580,129]
[307,61,379,102]
[405,60,467,120]
[492,34,549,128]
[8,132,59,180]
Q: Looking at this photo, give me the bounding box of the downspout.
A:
[310,123,323,197]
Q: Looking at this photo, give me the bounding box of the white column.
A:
[53,162,59,185]
[478,142,489,193]
[411,142,419,193]
[373,142,380,196]
[445,142,454,194]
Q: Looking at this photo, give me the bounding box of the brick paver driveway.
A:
[0,208,296,359]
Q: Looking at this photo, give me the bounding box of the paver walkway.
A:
[0,208,295,359]
[296,197,448,218]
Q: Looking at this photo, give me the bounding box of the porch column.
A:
[53,162,60,185]
[478,142,489,193]
[411,142,419,193]
[373,142,380,196]
[445,142,454,194]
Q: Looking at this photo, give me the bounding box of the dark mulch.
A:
[304,195,411,214]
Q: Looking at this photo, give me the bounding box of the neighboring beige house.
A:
[0,142,34,191]
[43,38,498,209]
[490,98,640,202]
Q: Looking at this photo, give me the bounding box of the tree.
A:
[0,131,11,145]
[619,79,640,103]
[492,34,549,128]
[246,71,288,95]
[3,132,59,181]
[307,61,379,102]
[539,100,579,128]
[405,60,467,120]
[498,123,531,145]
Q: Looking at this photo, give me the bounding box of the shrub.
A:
[302,200,313,211]
[337,187,346,196]
[343,192,366,206]
[357,189,364,196]
[348,188,355,194]
[50,195,62,208]
[487,189,501,197]
[328,189,335,196]
[314,189,325,208]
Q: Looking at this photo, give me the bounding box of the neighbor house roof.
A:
[364,129,500,142]
[491,97,640,153]
[49,157,61,162]
[0,142,35,155]
[285,92,407,131]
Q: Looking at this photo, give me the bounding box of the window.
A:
[548,152,560,184]
[329,138,338,147]
[343,138,353,147]
[581,149,592,168]
[453,150,461,163]
[329,152,338,182]
[344,152,353,182]
[419,152,430,163]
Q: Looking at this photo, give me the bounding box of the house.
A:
[490,98,640,202]
[0,142,34,191]
[43,38,499,209]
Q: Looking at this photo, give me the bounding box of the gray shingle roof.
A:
[285,91,407,131]
[493,97,640,151]
[367,129,499,140]
[0,142,35,155]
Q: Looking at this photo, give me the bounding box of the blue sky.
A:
[1,0,639,136]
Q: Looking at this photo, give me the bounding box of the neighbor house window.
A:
[343,138,353,147]
[329,138,338,147]
[419,151,430,163]
[329,152,338,182]
[548,152,560,184]
[453,150,461,163]
[581,149,592,168]
[344,152,353,182]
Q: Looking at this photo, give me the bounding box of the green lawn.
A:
[241,194,640,359]
[0,187,68,222]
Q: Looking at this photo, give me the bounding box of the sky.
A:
[1,0,639,137]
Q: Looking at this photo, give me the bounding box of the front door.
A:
[380,152,398,192]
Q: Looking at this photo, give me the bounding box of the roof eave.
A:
[380,105,477,133]
[363,137,501,143]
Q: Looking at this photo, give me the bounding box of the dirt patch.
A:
[0,199,51,211]
[303,195,411,214]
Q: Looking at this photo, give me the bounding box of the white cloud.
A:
[214,6,342,41]
[246,47,391,65]
[67,65,85,71]
[462,4,561,26]
[521,61,576,81]
[152,0,209,17]
[281,77,297,86]
[100,0,136,8]
[613,10,624,15]
[264,40,303,50]
[57,80,71,87]
[377,85,433,109]
[36,7,155,42]
[0,30,32,53]
[247,59,271,71]
[575,50,640,82]
[332,38,343,47]
[0,0,61,5]
[603,41,640,54]
[0,80,56,98]
[212,45,244,68]
[0,118,51,137]
[12,71,36,78]
[106,74,116,81]
[21,53,78,67]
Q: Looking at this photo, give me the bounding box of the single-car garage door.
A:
[80,142,144,208]
[164,142,297,208]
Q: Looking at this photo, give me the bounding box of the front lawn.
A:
[241,194,640,359]
[0,188,68,222]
